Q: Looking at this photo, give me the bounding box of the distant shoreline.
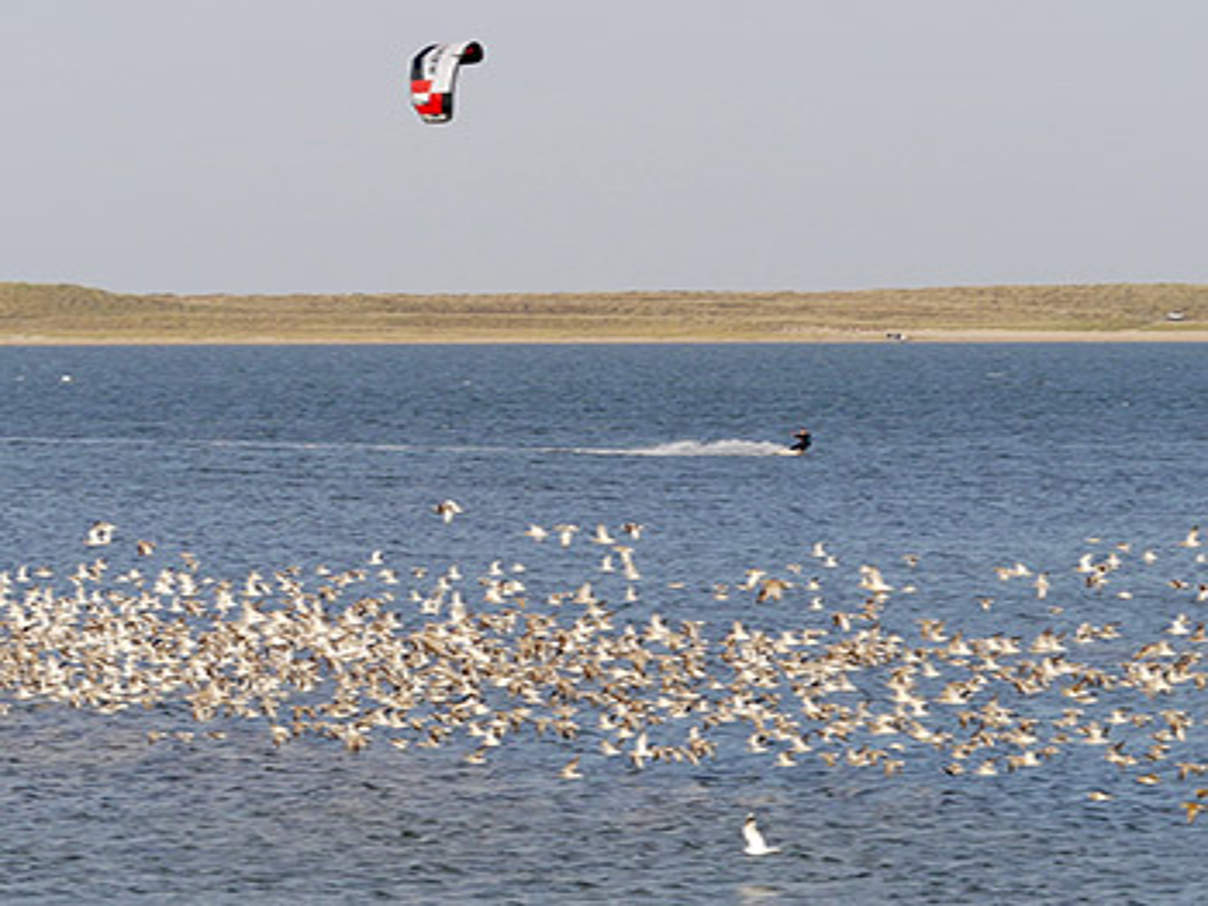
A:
[1,281,1205,344]
[3,330,1208,346]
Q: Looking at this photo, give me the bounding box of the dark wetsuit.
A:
[790,430,812,453]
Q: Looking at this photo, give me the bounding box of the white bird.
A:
[1169,613,1193,635]
[433,499,463,523]
[85,521,115,547]
[859,564,893,594]
[614,545,641,580]
[743,813,780,856]
[629,731,653,770]
[1034,572,1050,599]
[1179,525,1201,548]
[559,756,583,780]
[591,524,616,545]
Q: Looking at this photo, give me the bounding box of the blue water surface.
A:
[0,343,1205,904]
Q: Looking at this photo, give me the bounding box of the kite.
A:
[410,41,484,124]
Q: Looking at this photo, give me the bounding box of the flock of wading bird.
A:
[2,512,1208,825]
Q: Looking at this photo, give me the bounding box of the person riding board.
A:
[789,428,812,453]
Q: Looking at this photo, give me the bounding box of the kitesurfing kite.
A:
[409,41,484,124]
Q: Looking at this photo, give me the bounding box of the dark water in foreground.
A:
[0,343,1206,904]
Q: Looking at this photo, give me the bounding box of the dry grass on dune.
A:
[1,281,1205,343]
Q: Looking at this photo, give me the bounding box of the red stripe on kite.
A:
[415,94,446,116]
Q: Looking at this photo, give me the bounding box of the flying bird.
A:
[591,524,616,545]
[560,755,583,780]
[757,577,790,603]
[85,521,115,547]
[742,813,780,856]
[433,499,464,523]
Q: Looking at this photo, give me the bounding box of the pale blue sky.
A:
[4,1,1206,295]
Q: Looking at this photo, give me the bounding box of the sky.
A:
[4,1,1208,296]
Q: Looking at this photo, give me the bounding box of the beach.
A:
[1,281,1205,344]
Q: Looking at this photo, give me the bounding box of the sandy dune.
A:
[1,281,1204,343]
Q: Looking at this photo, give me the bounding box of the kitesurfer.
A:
[789,428,812,453]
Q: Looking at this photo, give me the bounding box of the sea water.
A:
[0,343,1205,903]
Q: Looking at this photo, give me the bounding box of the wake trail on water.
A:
[569,439,792,457]
[0,436,793,457]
